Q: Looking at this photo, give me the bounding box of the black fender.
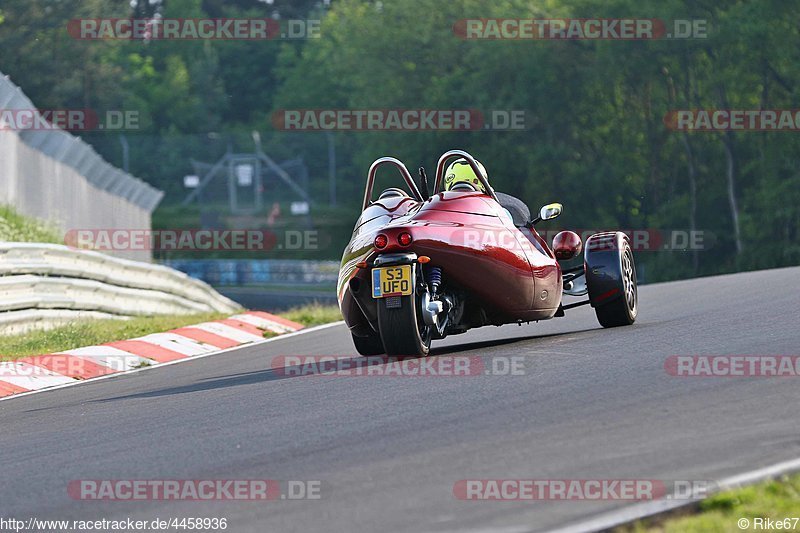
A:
[584,231,629,308]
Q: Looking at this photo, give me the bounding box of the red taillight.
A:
[398,232,412,246]
[374,234,388,249]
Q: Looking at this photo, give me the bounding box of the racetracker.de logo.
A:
[67,18,320,40]
[453,479,715,500]
[63,229,319,252]
[0,109,138,131]
[453,19,707,40]
[664,109,800,131]
[272,109,487,131]
[68,480,321,501]
[453,479,665,500]
[665,355,800,377]
[451,228,712,253]
[271,355,526,377]
[0,355,145,376]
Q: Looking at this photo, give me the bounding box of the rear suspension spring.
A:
[427,266,442,295]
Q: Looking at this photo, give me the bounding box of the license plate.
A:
[371,265,412,298]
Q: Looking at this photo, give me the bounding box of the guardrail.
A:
[0,243,241,334]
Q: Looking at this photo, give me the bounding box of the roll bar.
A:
[434,149,498,202]
[362,157,424,210]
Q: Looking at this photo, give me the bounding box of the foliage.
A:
[2,0,799,281]
[0,205,61,243]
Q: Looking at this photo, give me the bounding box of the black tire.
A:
[376,293,431,357]
[351,332,385,356]
[595,241,638,327]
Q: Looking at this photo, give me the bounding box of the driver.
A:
[443,158,490,193]
[444,158,519,223]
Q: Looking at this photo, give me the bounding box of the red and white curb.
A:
[0,311,304,399]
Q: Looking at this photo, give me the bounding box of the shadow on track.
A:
[92,328,596,402]
[429,327,597,356]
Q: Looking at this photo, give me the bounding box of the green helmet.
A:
[444,158,488,192]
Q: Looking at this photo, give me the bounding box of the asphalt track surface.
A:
[1,267,799,533]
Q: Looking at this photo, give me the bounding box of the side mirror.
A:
[539,203,562,221]
[528,203,563,226]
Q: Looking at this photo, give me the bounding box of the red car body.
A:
[338,189,562,337]
[338,150,636,356]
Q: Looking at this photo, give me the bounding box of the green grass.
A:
[0,304,343,361]
[279,302,342,328]
[0,205,61,243]
[0,313,228,361]
[617,474,800,532]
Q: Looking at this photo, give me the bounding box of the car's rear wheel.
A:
[351,332,385,356]
[376,290,432,356]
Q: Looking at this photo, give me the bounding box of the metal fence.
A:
[0,71,163,262]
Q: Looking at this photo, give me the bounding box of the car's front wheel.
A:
[586,232,638,328]
[594,240,639,328]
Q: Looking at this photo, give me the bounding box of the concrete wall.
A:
[0,72,163,261]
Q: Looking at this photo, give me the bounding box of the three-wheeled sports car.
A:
[337,150,638,356]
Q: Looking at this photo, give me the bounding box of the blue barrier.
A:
[161,259,338,286]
